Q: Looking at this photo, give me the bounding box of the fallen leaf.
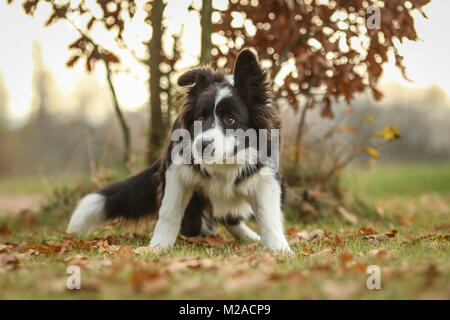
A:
[338,206,358,225]
[299,202,317,216]
[287,229,324,241]
[130,269,170,293]
[363,230,398,241]
[375,206,384,218]
[0,244,12,253]
[0,254,20,272]
[322,280,361,299]
[224,272,269,292]
[303,247,335,257]
[422,263,439,289]
[133,246,161,256]
[181,235,234,248]
[166,256,218,273]
[0,226,11,236]
[65,254,112,270]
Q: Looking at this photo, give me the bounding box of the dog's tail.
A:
[67,160,161,234]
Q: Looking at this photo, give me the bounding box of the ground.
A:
[0,163,449,299]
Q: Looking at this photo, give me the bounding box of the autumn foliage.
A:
[213,0,430,117]
[7,0,429,169]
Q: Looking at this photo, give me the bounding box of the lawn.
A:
[0,163,449,299]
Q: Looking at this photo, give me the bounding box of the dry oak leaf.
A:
[181,235,234,247]
[302,247,335,257]
[338,206,358,225]
[363,230,398,241]
[0,254,20,272]
[223,272,269,292]
[130,269,171,293]
[165,256,218,273]
[22,242,62,255]
[322,280,361,300]
[369,248,396,261]
[0,244,13,253]
[64,254,112,270]
[286,228,324,241]
[133,246,161,256]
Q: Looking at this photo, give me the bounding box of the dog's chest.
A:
[178,165,254,217]
[203,169,253,217]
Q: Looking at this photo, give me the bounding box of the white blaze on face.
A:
[192,86,237,164]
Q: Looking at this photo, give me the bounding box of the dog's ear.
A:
[178,68,214,90]
[233,49,269,106]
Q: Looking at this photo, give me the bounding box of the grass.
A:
[0,174,91,195]
[344,162,450,196]
[0,162,449,299]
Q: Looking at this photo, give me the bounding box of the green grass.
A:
[344,162,450,196]
[0,174,91,195]
[0,163,449,299]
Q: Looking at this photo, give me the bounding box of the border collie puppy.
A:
[67,49,292,253]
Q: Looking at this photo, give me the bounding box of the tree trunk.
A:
[200,0,213,64]
[104,60,130,170]
[147,0,165,164]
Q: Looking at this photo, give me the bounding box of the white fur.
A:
[149,163,291,253]
[149,166,193,249]
[214,86,232,107]
[67,193,106,234]
[225,222,260,242]
[248,168,292,253]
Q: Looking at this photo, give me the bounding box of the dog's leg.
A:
[250,176,292,253]
[224,221,260,242]
[149,166,193,249]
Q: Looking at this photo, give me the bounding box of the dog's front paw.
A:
[148,235,175,250]
[262,237,293,254]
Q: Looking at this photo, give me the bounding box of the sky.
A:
[0,0,449,124]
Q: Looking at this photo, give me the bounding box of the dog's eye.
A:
[224,117,235,125]
[196,115,205,122]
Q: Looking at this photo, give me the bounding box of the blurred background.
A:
[0,0,449,215]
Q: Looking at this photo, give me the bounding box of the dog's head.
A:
[177,49,280,165]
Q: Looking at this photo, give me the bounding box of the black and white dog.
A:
[67,49,292,253]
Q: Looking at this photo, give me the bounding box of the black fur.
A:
[100,160,161,220]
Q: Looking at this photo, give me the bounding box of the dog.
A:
[67,49,292,253]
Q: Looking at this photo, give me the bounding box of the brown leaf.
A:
[224,272,269,292]
[322,280,360,299]
[133,246,161,256]
[303,247,335,257]
[338,206,358,225]
[363,230,398,241]
[0,254,20,272]
[130,269,170,293]
[64,254,112,270]
[0,226,11,236]
[166,256,218,273]
[0,244,13,253]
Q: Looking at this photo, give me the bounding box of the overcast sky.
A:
[0,0,448,124]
